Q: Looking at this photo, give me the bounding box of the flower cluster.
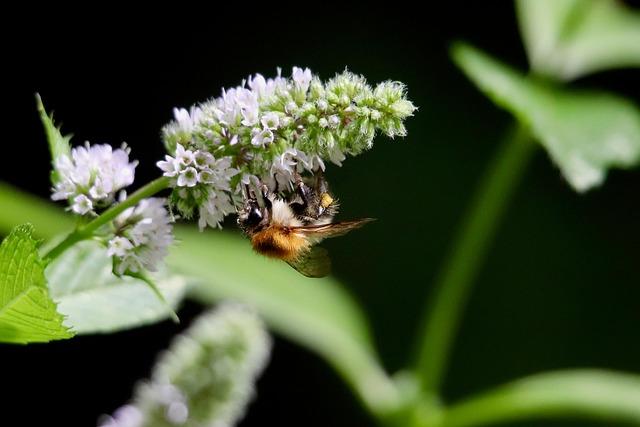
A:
[161,66,416,228]
[98,304,271,427]
[51,142,137,214]
[157,144,237,229]
[107,198,173,275]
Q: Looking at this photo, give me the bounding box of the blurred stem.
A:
[434,369,640,427]
[414,123,536,395]
[42,176,170,261]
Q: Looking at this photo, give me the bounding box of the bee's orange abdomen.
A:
[251,226,310,261]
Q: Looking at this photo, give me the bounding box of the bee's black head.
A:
[237,198,267,234]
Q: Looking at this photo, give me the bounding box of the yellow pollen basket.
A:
[320,193,334,208]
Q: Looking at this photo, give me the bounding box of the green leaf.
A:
[440,370,640,427]
[0,224,73,343]
[170,227,400,416]
[36,94,72,183]
[517,0,640,80]
[452,42,640,192]
[47,241,187,334]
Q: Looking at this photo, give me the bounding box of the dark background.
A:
[2,2,640,426]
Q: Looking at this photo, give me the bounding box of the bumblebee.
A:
[237,174,373,277]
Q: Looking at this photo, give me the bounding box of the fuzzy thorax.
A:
[250,198,309,261]
[250,226,311,262]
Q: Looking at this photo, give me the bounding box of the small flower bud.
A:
[316,99,329,111]
[285,101,298,114]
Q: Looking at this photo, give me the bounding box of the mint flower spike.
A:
[98,304,271,427]
[160,66,416,229]
[51,142,138,215]
[107,197,174,276]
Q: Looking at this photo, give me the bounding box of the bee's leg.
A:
[314,170,329,194]
[243,184,253,201]
[295,174,307,200]
[289,173,314,222]
[260,183,273,209]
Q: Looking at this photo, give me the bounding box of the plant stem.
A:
[437,369,640,427]
[43,176,170,261]
[414,124,535,395]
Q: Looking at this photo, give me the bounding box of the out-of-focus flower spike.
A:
[98,304,271,427]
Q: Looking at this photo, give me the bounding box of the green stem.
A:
[414,124,535,394]
[437,370,640,427]
[43,177,170,261]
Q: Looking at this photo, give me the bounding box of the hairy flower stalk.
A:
[98,304,272,427]
[160,66,416,229]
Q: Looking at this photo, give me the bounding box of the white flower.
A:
[260,112,280,130]
[328,115,341,128]
[285,101,298,114]
[317,99,329,111]
[52,142,137,214]
[175,144,195,166]
[268,148,312,190]
[301,154,326,172]
[328,145,346,166]
[292,66,312,92]
[109,198,173,275]
[156,155,180,177]
[247,68,287,100]
[98,404,143,427]
[236,88,260,126]
[251,128,274,146]
[71,194,93,215]
[107,236,134,258]
[177,167,198,187]
[194,151,214,169]
[198,189,236,230]
[173,107,202,134]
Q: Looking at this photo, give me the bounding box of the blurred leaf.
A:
[36,94,72,183]
[0,182,74,239]
[170,227,400,415]
[517,0,640,80]
[0,224,73,343]
[47,241,187,334]
[441,370,640,427]
[452,42,640,192]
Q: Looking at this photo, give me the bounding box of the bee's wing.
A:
[293,218,376,241]
[287,219,374,278]
[287,246,331,278]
